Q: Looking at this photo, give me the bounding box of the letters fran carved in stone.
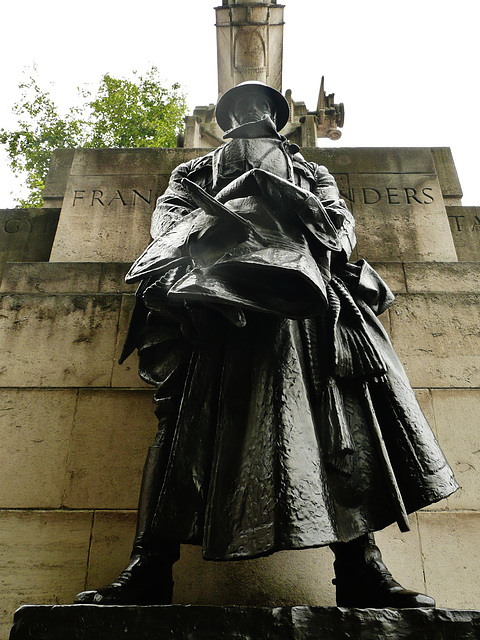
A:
[72,189,155,208]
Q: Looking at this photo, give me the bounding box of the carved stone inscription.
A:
[51,172,456,264]
[337,183,434,206]
[46,148,459,264]
[1,209,60,262]
[50,176,160,262]
[446,206,480,261]
[71,187,156,209]
[336,173,457,262]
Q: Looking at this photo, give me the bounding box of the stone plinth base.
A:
[10,605,480,640]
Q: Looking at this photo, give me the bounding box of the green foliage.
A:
[85,69,186,148]
[0,66,187,207]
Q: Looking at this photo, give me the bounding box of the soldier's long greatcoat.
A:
[122,129,458,561]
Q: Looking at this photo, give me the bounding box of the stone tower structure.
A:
[184,0,344,147]
[215,0,284,93]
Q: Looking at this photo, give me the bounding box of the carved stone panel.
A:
[446,206,480,261]
[49,175,158,262]
[45,147,459,263]
[343,172,455,262]
[0,208,59,263]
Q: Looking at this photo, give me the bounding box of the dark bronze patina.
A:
[75,82,457,608]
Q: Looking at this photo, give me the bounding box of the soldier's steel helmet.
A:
[215,81,290,132]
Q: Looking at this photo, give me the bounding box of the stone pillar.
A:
[215,1,284,97]
[183,116,202,148]
[300,115,318,148]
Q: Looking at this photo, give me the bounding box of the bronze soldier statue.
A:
[75,82,457,608]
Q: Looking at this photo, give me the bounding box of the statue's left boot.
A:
[331,533,435,608]
[74,443,180,605]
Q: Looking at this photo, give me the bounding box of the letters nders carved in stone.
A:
[339,173,455,262]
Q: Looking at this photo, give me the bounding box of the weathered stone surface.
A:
[49,175,159,262]
[62,389,156,509]
[431,148,463,205]
[47,148,205,263]
[413,389,447,512]
[375,518,428,596]
[0,209,60,263]
[216,3,284,94]
[174,522,425,610]
[348,173,456,262]
[414,389,437,435]
[66,148,192,177]
[369,262,407,294]
[0,510,91,640]
[83,512,334,608]
[6,262,478,297]
[98,264,136,294]
[302,149,456,262]
[403,262,480,293]
[302,147,437,174]
[388,293,480,388]
[10,604,480,640]
[0,262,135,294]
[111,294,149,389]
[0,294,120,387]
[430,389,480,510]
[175,545,335,608]
[81,519,426,611]
[42,149,75,208]
[85,511,137,592]
[0,263,103,294]
[419,511,480,610]
[446,206,480,261]
[0,389,77,508]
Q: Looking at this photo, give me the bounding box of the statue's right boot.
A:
[74,444,180,605]
[331,533,435,608]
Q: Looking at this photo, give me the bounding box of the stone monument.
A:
[71,80,456,612]
[2,1,480,638]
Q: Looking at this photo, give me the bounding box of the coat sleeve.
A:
[150,155,212,240]
[124,155,215,284]
[308,162,356,262]
[121,157,213,360]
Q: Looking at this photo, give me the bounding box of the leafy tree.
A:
[0,66,187,207]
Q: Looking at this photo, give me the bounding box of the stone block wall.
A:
[1,146,479,638]
[2,261,480,638]
[0,264,155,638]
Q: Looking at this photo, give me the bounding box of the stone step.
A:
[10,604,480,640]
[2,261,480,295]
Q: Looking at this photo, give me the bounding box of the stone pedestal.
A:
[2,142,480,637]
[10,605,480,640]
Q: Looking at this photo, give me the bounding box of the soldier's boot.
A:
[331,533,435,608]
[74,444,180,605]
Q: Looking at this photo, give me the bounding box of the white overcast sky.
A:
[1,0,478,206]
